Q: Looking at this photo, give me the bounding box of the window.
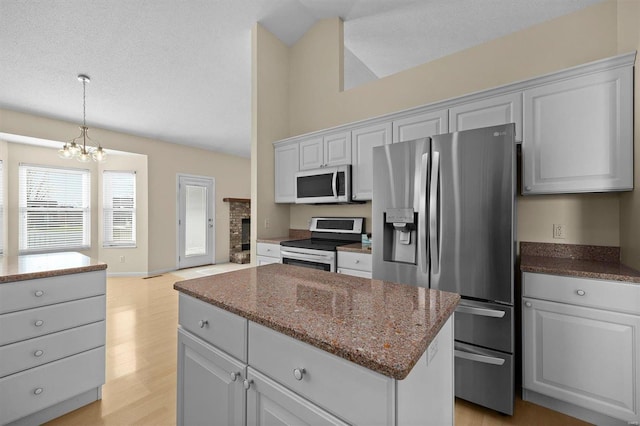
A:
[103,171,136,247]
[0,160,3,255]
[19,164,90,253]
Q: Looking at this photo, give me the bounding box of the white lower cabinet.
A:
[246,368,348,426]
[0,269,106,426]
[257,242,281,266]
[177,293,454,426]
[337,251,372,278]
[522,272,640,425]
[177,329,246,426]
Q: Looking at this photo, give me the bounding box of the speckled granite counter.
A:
[174,263,459,379]
[256,236,293,244]
[520,242,640,284]
[337,242,372,254]
[0,252,107,283]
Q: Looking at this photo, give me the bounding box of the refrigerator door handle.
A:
[332,171,338,198]
[419,153,429,274]
[454,348,506,366]
[429,151,440,273]
[456,305,507,318]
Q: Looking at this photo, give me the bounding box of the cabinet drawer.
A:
[178,294,247,362]
[337,251,372,273]
[0,321,105,378]
[256,243,280,259]
[0,295,105,346]
[0,270,106,315]
[248,322,393,426]
[523,272,640,314]
[0,346,105,425]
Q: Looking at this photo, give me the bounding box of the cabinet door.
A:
[177,329,245,426]
[274,143,299,203]
[521,67,633,194]
[393,110,448,143]
[351,122,392,201]
[523,297,640,423]
[449,92,522,141]
[246,368,348,426]
[299,137,324,170]
[324,132,351,167]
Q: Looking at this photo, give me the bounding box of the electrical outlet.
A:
[264,217,270,229]
[553,224,566,239]
[119,256,125,263]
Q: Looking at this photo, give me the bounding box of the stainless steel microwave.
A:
[294,165,352,204]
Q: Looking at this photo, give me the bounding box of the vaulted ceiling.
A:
[0,0,603,158]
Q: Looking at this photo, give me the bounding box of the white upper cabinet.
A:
[299,132,351,170]
[298,136,324,170]
[449,92,522,141]
[351,122,392,201]
[522,66,633,194]
[274,142,299,203]
[393,110,448,143]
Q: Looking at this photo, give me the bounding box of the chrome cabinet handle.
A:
[576,289,586,296]
[34,388,43,395]
[525,301,532,308]
[34,320,44,327]
[230,372,240,382]
[198,320,208,328]
[525,186,532,191]
[34,350,44,357]
[354,259,360,264]
[243,379,253,390]
[293,368,306,381]
[34,290,44,297]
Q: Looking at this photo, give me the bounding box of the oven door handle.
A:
[281,250,334,261]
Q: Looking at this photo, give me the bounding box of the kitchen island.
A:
[0,252,107,426]
[174,263,460,425]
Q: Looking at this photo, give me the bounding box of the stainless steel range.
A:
[280,217,364,272]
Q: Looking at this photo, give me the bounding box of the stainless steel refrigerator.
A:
[372,123,515,415]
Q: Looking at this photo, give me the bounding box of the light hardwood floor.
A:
[46,266,590,426]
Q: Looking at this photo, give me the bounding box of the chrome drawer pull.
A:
[576,289,586,296]
[230,372,240,382]
[456,305,506,318]
[243,379,253,390]
[34,350,44,357]
[198,320,208,328]
[293,368,306,381]
[454,349,505,366]
[33,388,43,395]
[34,320,44,327]
[34,290,44,297]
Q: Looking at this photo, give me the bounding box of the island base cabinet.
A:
[246,368,349,426]
[177,329,246,426]
[523,297,640,425]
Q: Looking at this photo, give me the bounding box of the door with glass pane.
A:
[178,175,215,269]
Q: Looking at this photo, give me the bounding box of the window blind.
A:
[0,161,3,255]
[19,164,91,252]
[103,171,136,247]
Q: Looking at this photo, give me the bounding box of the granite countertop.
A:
[174,263,459,380]
[520,242,640,284]
[0,252,107,284]
[337,243,372,254]
[256,236,294,244]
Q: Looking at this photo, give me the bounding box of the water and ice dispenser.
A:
[381,208,417,264]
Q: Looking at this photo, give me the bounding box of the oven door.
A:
[280,248,335,272]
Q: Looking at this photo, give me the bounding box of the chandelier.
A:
[58,74,107,162]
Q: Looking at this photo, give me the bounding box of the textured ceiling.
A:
[0,0,603,158]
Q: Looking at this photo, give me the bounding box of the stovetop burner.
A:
[280,238,354,252]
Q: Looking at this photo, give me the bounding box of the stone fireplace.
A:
[224,197,251,264]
